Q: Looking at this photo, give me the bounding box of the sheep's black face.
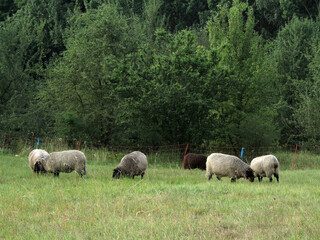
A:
[35,159,47,174]
[34,161,43,173]
[245,168,255,182]
[112,168,122,179]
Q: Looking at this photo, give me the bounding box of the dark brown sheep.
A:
[183,153,207,170]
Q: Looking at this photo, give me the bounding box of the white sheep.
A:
[113,151,148,179]
[41,150,87,177]
[206,153,255,182]
[28,149,49,174]
[250,155,279,182]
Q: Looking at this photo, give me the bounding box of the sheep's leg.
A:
[216,176,221,181]
[207,173,213,181]
[269,177,273,182]
[132,175,135,179]
[274,173,279,182]
[54,172,59,177]
[258,176,262,182]
[231,178,236,182]
[77,169,85,178]
[141,172,145,179]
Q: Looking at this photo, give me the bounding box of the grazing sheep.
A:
[250,155,279,182]
[113,151,148,179]
[42,150,87,177]
[183,153,207,170]
[206,153,255,182]
[28,149,49,174]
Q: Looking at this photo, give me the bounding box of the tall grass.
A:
[78,148,320,170]
[1,153,320,239]
[2,135,320,169]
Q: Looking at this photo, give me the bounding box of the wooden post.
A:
[292,144,298,170]
[181,144,189,168]
[78,137,82,151]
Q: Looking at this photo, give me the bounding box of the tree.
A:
[0,0,17,21]
[0,0,88,137]
[294,40,320,144]
[252,0,284,38]
[114,29,217,145]
[272,17,320,144]
[158,0,209,31]
[252,0,320,39]
[0,26,32,135]
[280,0,320,21]
[207,0,279,147]
[40,3,140,144]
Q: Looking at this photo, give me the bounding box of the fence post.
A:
[181,144,189,168]
[78,137,82,151]
[36,138,39,149]
[292,144,298,170]
[240,147,244,160]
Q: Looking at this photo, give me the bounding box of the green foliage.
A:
[208,0,279,146]
[7,0,72,74]
[115,29,217,145]
[0,24,33,135]
[40,3,140,143]
[294,40,320,144]
[0,0,80,137]
[280,0,320,21]
[1,0,320,147]
[0,0,17,21]
[158,0,210,31]
[253,0,284,38]
[273,17,320,144]
[253,0,320,39]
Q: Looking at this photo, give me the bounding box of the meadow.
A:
[1,150,320,239]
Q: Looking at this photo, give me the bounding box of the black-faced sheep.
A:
[206,153,255,182]
[41,150,87,177]
[250,154,279,182]
[28,149,49,174]
[183,153,207,170]
[113,151,148,179]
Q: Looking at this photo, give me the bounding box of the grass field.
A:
[1,152,320,239]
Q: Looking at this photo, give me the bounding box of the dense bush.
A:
[1,0,320,148]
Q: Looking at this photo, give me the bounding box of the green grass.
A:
[1,153,320,239]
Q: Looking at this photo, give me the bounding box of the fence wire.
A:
[1,135,319,169]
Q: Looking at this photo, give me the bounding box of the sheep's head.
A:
[245,168,255,182]
[37,157,49,174]
[112,168,123,179]
[34,159,47,174]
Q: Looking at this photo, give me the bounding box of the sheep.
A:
[205,153,255,182]
[183,153,207,170]
[41,150,87,177]
[250,155,279,182]
[113,151,148,179]
[28,149,49,174]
